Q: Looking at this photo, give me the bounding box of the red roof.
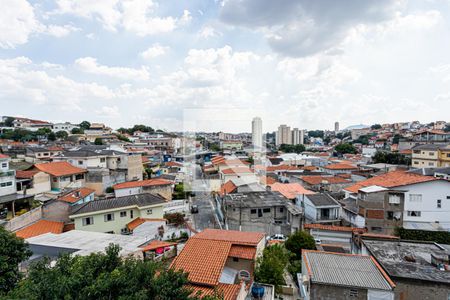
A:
[58,188,95,204]
[324,163,358,170]
[113,178,173,190]
[140,240,177,252]
[266,165,300,172]
[15,220,64,239]
[192,228,264,246]
[301,176,349,185]
[228,245,256,260]
[16,170,39,179]
[271,182,315,199]
[260,176,277,186]
[189,283,241,300]
[345,170,439,193]
[34,161,87,177]
[304,223,366,233]
[127,217,166,231]
[220,180,237,196]
[0,153,9,159]
[221,167,253,175]
[165,161,183,167]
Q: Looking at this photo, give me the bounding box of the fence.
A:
[5,206,42,231]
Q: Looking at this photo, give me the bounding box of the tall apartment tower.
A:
[292,128,305,145]
[276,125,291,146]
[252,117,263,149]
[335,121,340,132]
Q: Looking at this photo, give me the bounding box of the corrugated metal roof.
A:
[304,251,393,291]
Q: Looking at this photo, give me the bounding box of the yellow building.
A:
[412,144,450,168]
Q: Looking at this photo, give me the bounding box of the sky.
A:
[0,0,450,133]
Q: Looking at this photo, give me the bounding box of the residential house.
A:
[25,146,63,163]
[362,239,450,300]
[52,122,80,133]
[270,182,315,201]
[322,163,358,176]
[220,167,257,184]
[411,144,450,168]
[1,154,35,218]
[300,250,395,300]
[297,175,351,192]
[54,146,143,195]
[413,130,450,143]
[70,193,166,234]
[345,170,450,231]
[304,224,365,253]
[220,140,243,151]
[224,191,303,235]
[12,117,53,130]
[26,161,87,192]
[16,170,51,195]
[112,178,173,200]
[171,229,268,300]
[300,194,341,224]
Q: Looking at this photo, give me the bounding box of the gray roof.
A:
[411,144,444,150]
[305,194,340,207]
[304,251,393,290]
[70,193,166,215]
[408,167,450,176]
[224,191,286,208]
[364,240,450,284]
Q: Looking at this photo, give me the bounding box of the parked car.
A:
[314,238,322,245]
[267,234,286,242]
[190,205,199,214]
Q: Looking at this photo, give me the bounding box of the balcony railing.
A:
[0,171,15,177]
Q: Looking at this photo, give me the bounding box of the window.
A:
[389,194,401,204]
[447,196,450,200]
[0,182,13,187]
[414,161,419,165]
[407,211,421,217]
[428,162,434,166]
[429,152,434,156]
[250,209,257,214]
[100,158,106,163]
[75,174,84,180]
[104,213,114,222]
[78,160,83,165]
[387,211,394,220]
[349,289,358,297]
[146,209,153,215]
[262,208,271,213]
[437,199,442,209]
[130,210,134,218]
[233,257,239,262]
[409,194,422,202]
[120,211,127,217]
[82,217,94,226]
[279,207,284,213]
[1,163,6,168]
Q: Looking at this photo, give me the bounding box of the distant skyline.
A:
[1,1,450,131]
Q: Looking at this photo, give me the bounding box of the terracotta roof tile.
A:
[189,283,241,300]
[15,170,39,179]
[0,153,9,159]
[34,161,87,177]
[15,220,64,239]
[266,165,300,172]
[58,187,95,204]
[192,228,264,246]
[220,180,238,196]
[228,245,256,260]
[324,163,358,170]
[140,240,177,252]
[171,238,232,285]
[271,182,315,199]
[345,170,439,193]
[260,176,277,186]
[127,217,166,231]
[221,167,253,175]
[113,178,173,190]
[300,176,349,185]
[165,161,183,167]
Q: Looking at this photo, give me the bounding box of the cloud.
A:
[198,25,221,39]
[140,43,169,60]
[97,105,120,117]
[74,57,150,80]
[220,0,400,57]
[46,24,81,37]
[54,0,189,36]
[0,0,41,48]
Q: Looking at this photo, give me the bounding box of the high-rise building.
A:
[251,117,263,149]
[292,128,305,145]
[276,125,291,146]
[335,121,340,132]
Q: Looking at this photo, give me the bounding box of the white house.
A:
[299,194,341,224]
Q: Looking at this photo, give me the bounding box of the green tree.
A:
[209,143,220,152]
[392,134,402,144]
[371,124,382,130]
[4,117,15,127]
[255,245,290,292]
[279,144,305,154]
[0,226,32,295]
[8,244,201,300]
[334,143,357,154]
[71,127,84,134]
[444,124,450,132]
[284,230,315,261]
[308,130,324,138]
[55,131,68,140]
[94,138,103,145]
[47,132,56,141]
[79,121,91,130]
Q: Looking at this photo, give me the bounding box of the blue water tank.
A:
[251,284,265,298]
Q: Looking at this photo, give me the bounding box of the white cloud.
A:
[140,43,169,60]
[0,0,41,48]
[199,26,221,39]
[97,105,120,117]
[46,24,81,37]
[74,57,150,80]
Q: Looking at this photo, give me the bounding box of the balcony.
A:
[0,171,15,178]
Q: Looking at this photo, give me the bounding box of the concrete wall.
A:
[42,200,71,222]
[393,279,450,300]
[29,172,51,195]
[0,173,16,196]
[5,206,42,231]
[311,283,368,300]
[126,155,143,181]
[224,257,254,278]
[115,185,172,200]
